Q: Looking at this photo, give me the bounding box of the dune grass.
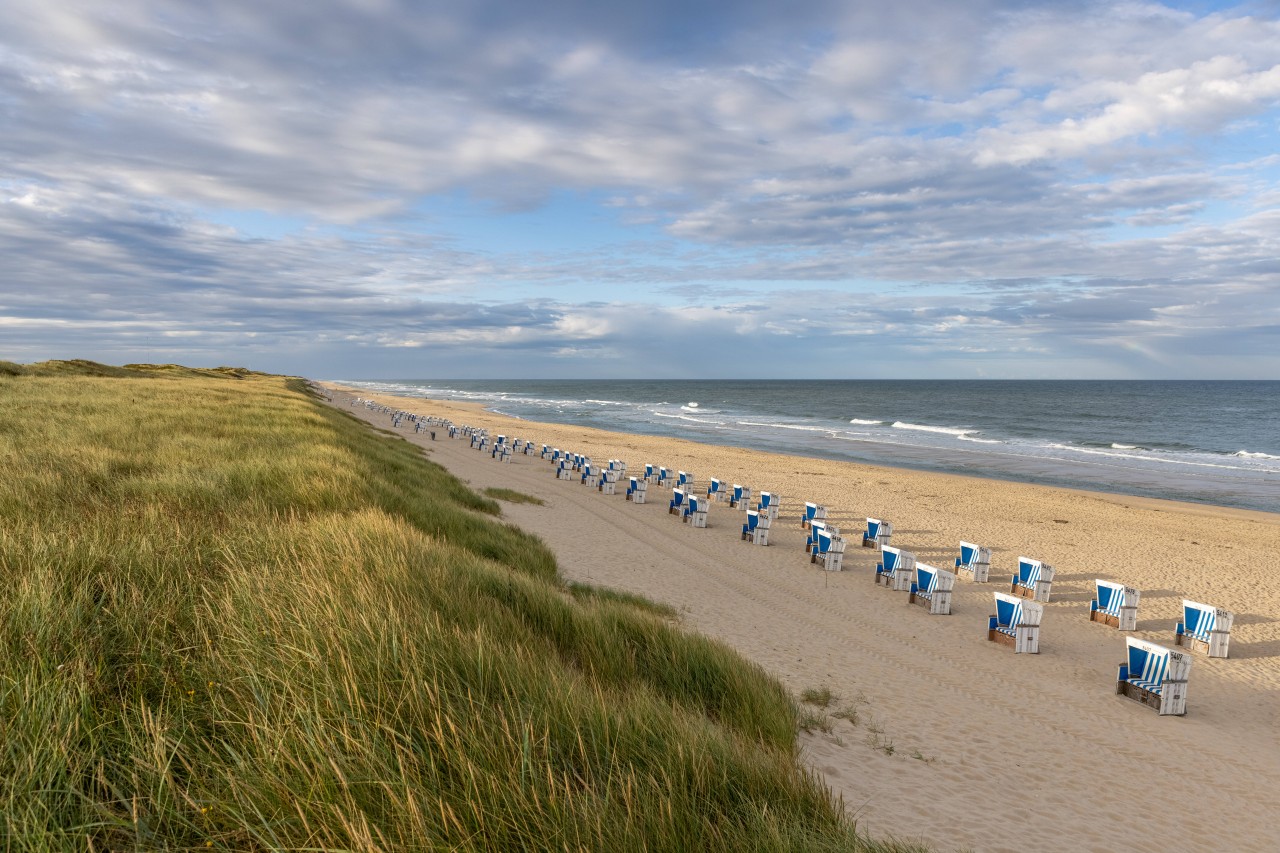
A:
[0,365,922,851]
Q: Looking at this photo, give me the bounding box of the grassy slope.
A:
[0,365,918,851]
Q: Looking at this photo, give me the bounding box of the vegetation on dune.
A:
[0,366,922,851]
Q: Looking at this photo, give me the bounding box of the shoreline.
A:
[327,379,1280,512]
[326,382,1280,853]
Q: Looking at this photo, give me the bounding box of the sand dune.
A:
[327,385,1280,853]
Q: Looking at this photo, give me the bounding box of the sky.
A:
[2,0,1279,379]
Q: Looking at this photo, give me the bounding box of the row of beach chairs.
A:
[349,395,1229,718]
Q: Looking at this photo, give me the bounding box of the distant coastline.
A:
[335,379,1280,514]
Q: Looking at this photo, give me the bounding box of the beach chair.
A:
[669,488,687,516]
[955,541,991,583]
[1117,637,1190,715]
[684,494,709,528]
[875,546,915,591]
[598,469,618,496]
[658,467,674,489]
[580,464,596,485]
[677,471,694,490]
[757,492,781,521]
[1011,557,1054,602]
[707,478,724,502]
[556,459,572,480]
[908,564,956,615]
[810,529,847,571]
[805,519,828,553]
[987,592,1043,653]
[1176,600,1234,658]
[801,502,827,529]
[524,441,536,455]
[497,445,512,463]
[626,477,648,504]
[1090,580,1140,631]
[863,518,892,549]
[729,484,752,509]
[741,510,771,545]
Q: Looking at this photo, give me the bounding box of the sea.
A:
[334,379,1280,514]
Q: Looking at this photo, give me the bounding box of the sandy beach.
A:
[326,384,1280,853]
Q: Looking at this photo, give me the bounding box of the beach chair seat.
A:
[626,477,648,504]
[683,495,709,528]
[669,488,687,515]
[988,592,1043,653]
[810,530,846,571]
[1090,580,1140,631]
[741,510,771,545]
[1011,557,1054,602]
[1117,637,1190,715]
[801,502,827,529]
[909,564,956,615]
[757,492,781,521]
[875,546,915,591]
[1175,600,1234,658]
[863,518,892,549]
[955,541,991,583]
[728,484,751,509]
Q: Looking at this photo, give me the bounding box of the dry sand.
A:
[325,384,1280,853]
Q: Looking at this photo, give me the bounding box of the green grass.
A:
[483,486,546,505]
[0,366,925,851]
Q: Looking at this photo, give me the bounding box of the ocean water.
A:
[335,379,1280,513]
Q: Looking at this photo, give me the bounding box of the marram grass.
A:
[0,366,924,851]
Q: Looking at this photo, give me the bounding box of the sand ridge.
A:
[326,385,1280,853]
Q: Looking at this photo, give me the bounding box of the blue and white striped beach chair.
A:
[626,476,647,504]
[677,471,694,490]
[707,478,723,502]
[729,484,751,509]
[741,510,771,545]
[757,491,781,521]
[658,467,674,489]
[909,564,956,615]
[801,502,827,529]
[598,469,619,495]
[987,592,1043,653]
[1176,600,1234,658]
[809,529,846,571]
[805,520,828,554]
[556,459,572,480]
[683,494,708,528]
[1117,637,1190,715]
[863,518,892,549]
[1011,557,1054,602]
[875,545,915,591]
[1090,580,1140,631]
[668,488,687,516]
[955,541,991,583]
